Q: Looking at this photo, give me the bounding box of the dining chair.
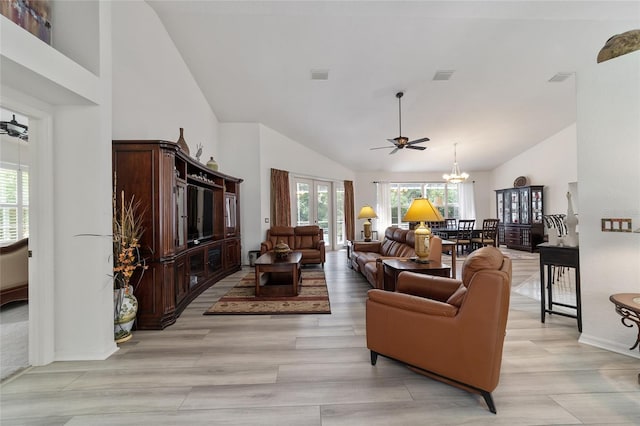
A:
[445,218,457,229]
[471,219,500,250]
[453,219,475,255]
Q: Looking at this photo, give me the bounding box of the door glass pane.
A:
[335,186,344,246]
[296,182,310,226]
[316,183,330,246]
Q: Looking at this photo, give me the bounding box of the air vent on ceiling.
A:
[310,69,329,80]
[548,72,574,83]
[433,70,455,81]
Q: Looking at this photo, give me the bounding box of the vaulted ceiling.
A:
[147,1,640,173]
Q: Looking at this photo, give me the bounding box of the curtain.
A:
[375,182,391,235]
[344,180,355,241]
[459,181,476,220]
[270,168,291,226]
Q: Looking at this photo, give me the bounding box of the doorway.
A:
[0,108,30,379]
[291,177,335,249]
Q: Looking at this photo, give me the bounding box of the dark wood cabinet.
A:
[113,140,243,329]
[495,185,544,252]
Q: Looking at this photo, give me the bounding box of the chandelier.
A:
[442,143,469,184]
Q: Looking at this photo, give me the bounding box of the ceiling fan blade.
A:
[407,137,430,145]
[386,138,400,146]
[406,145,427,151]
[370,146,395,150]
[389,147,399,155]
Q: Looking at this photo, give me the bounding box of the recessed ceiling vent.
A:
[548,72,574,83]
[433,70,455,81]
[310,69,329,80]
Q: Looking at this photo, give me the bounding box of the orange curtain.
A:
[270,168,291,227]
[344,180,355,241]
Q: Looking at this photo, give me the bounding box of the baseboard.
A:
[579,333,640,359]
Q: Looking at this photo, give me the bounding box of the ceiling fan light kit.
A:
[0,114,28,141]
[370,91,429,155]
[443,143,469,184]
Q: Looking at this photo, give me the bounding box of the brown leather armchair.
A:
[366,246,512,413]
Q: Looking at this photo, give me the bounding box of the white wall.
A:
[111,1,219,160]
[218,122,261,263]
[1,2,115,363]
[576,52,640,358]
[491,124,578,218]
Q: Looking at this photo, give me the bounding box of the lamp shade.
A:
[402,198,444,223]
[357,205,378,220]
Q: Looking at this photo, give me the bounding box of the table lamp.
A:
[357,205,378,241]
[402,198,444,262]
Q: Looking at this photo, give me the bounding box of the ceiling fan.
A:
[370,91,428,155]
[0,114,28,141]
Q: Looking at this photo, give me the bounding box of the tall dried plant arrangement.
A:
[112,178,147,290]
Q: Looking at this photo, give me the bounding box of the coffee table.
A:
[382,258,451,292]
[254,251,303,297]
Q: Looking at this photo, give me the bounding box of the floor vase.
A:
[114,287,138,343]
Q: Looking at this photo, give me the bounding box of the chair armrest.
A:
[396,272,463,302]
[352,241,382,252]
[260,241,273,254]
[367,289,458,317]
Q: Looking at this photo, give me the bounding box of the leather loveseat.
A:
[260,225,325,266]
[366,246,512,413]
[349,226,442,288]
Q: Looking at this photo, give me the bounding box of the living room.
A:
[1,0,639,421]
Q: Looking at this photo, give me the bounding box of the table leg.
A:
[450,249,457,279]
[540,261,546,324]
[547,264,554,314]
[575,267,582,332]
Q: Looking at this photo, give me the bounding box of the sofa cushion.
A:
[461,246,504,287]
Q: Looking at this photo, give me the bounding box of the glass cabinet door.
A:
[510,190,520,223]
[496,191,504,223]
[531,187,543,223]
[520,188,530,224]
[175,182,187,250]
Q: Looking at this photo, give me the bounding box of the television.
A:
[187,184,214,243]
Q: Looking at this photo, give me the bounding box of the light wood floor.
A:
[1,250,639,425]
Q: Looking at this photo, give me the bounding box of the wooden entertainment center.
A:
[113,140,243,329]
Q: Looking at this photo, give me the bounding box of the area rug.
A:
[204,270,331,315]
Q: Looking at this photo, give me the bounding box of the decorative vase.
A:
[176,127,190,155]
[564,192,578,247]
[114,287,138,343]
[206,156,218,171]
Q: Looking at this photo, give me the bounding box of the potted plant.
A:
[112,189,147,343]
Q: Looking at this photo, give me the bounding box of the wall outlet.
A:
[265,218,269,223]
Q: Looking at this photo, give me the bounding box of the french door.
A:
[292,178,333,249]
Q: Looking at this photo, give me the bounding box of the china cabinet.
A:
[495,185,544,252]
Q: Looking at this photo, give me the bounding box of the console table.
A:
[538,243,581,332]
[609,293,640,384]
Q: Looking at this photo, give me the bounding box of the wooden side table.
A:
[609,293,640,384]
[381,258,451,292]
[538,243,581,332]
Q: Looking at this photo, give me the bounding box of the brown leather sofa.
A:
[260,225,325,266]
[1,238,29,307]
[349,226,442,288]
[366,246,512,413]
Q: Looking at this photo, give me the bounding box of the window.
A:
[0,164,29,244]
[389,182,459,228]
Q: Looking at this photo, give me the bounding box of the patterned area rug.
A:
[204,270,331,315]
